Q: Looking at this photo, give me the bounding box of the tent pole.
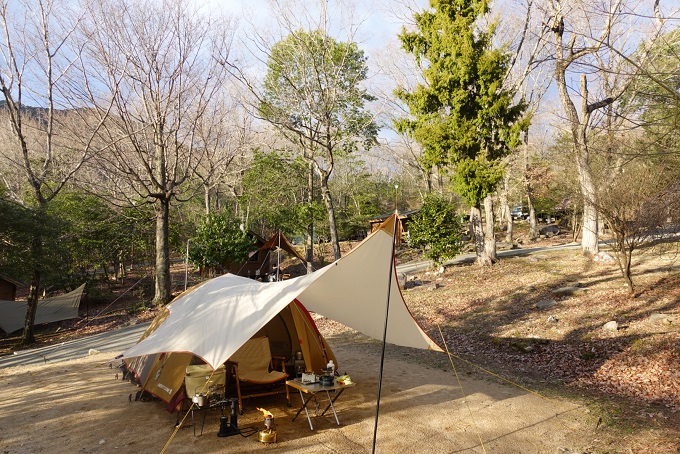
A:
[372,212,398,453]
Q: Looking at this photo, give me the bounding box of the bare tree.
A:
[494,0,555,243]
[193,97,253,215]
[595,161,680,295]
[0,0,113,344]
[80,0,234,304]
[369,40,441,194]
[541,0,671,257]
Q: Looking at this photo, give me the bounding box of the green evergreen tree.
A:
[624,29,680,158]
[408,194,463,267]
[188,212,254,276]
[395,0,527,266]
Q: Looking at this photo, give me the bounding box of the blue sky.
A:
[213,0,411,51]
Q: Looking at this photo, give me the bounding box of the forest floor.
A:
[1,225,678,453]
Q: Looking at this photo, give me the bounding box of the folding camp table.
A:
[285,379,356,430]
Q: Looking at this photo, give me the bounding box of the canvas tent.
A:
[124,297,337,405]
[253,230,306,265]
[232,230,307,280]
[0,283,86,334]
[121,215,441,405]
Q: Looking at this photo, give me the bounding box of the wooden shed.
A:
[0,274,23,301]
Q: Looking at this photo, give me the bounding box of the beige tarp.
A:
[121,214,442,371]
[0,283,86,333]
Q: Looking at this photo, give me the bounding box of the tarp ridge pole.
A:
[372,213,398,453]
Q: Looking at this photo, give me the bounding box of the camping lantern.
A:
[257,408,276,443]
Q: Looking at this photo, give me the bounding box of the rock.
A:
[510,340,533,353]
[397,272,407,289]
[88,348,101,356]
[547,315,559,323]
[648,313,676,325]
[536,299,558,309]
[551,286,587,296]
[539,225,560,237]
[602,321,618,332]
[404,279,422,289]
[593,252,616,263]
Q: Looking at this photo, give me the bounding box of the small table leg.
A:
[320,388,345,426]
[291,388,315,430]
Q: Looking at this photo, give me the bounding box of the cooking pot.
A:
[319,375,334,386]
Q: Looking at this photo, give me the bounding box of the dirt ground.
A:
[1,337,606,454]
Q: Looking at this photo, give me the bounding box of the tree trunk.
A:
[214,189,221,212]
[153,198,172,305]
[571,211,581,242]
[501,175,513,243]
[204,185,211,215]
[425,168,433,193]
[528,198,538,239]
[521,130,539,240]
[576,143,600,255]
[616,247,635,296]
[483,195,498,264]
[21,217,46,346]
[319,177,341,260]
[20,268,41,346]
[305,162,314,274]
[552,15,605,258]
[471,205,493,266]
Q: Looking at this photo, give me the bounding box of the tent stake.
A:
[372,212,398,453]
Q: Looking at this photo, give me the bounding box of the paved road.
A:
[397,241,583,274]
[0,322,150,369]
[0,242,584,369]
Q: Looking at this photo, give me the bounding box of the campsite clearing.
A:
[1,342,603,453]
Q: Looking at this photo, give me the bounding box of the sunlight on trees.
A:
[0,0,678,341]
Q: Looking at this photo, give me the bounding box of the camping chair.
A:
[228,336,290,414]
